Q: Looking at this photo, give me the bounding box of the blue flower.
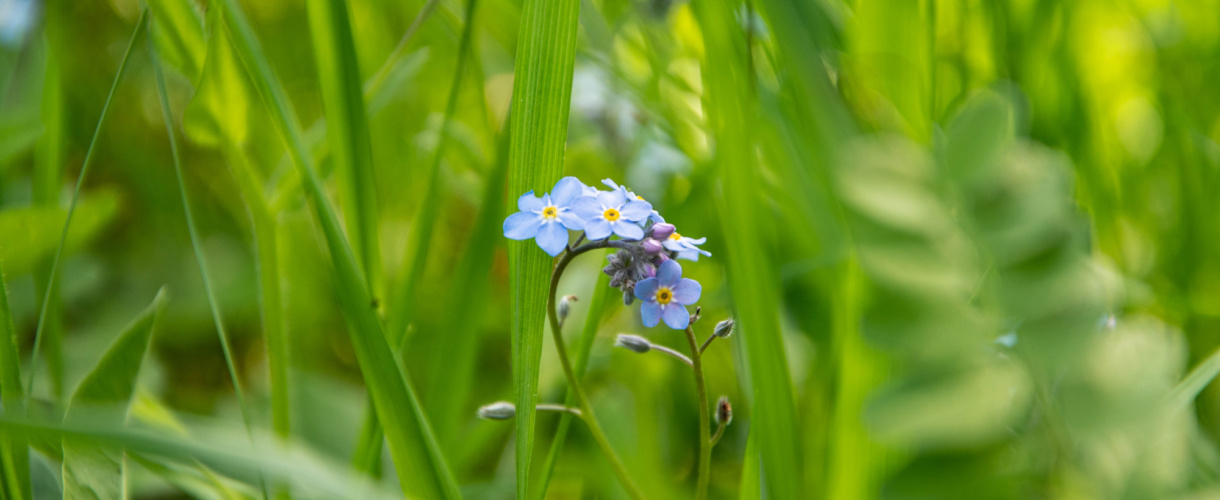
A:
[601,179,665,224]
[662,232,711,261]
[635,260,701,329]
[572,189,652,240]
[503,177,587,256]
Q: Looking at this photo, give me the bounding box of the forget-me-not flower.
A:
[635,260,701,329]
[663,232,712,261]
[503,177,586,256]
[572,189,652,240]
[601,179,665,224]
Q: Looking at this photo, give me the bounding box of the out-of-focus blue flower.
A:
[503,177,586,256]
[662,232,711,261]
[635,260,701,329]
[0,0,36,47]
[572,189,652,240]
[601,179,665,224]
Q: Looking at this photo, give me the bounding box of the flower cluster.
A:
[504,177,711,329]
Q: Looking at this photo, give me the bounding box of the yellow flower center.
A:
[656,287,673,305]
[542,206,558,219]
[637,195,645,201]
[669,232,681,241]
[603,208,621,221]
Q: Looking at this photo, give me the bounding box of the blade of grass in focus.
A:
[307,0,383,303]
[24,9,148,407]
[62,289,166,499]
[505,0,582,494]
[0,259,30,500]
[215,0,459,496]
[533,265,612,500]
[693,0,803,496]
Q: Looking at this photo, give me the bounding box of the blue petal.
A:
[601,179,620,191]
[662,239,684,252]
[504,212,540,240]
[518,191,544,212]
[648,211,665,223]
[611,220,644,240]
[536,221,569,256]
[640,301,662,327]
[677,250,701,261]
[551,177,584,206]
[634,277,659,300]
[571,196,603,221]
[619,200,653,222]
[584,219,613,240]
[671,278,702,304]
[661,304,690,329]
[581,185,601,197]
[558,208,585,231]
[596,189,626,208]
[656,259,682,286]
[688,236,707,245]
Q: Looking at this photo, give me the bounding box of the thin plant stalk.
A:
[25,9,148,406]
[684,325,711,500]
[546,240,644,499]
[148,23,259,446]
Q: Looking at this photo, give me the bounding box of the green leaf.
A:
[505,0,581,495]
[694,0,803,497]
[182,3,251,147]
[62,289,168,500]
[146,0,206,80]
[214,0,459,497]
[0,191,119,277]
[306,0,382,300]
[0,259,30,500]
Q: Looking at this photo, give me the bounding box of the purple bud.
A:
[649,223,676,240]
[642,238,664,255]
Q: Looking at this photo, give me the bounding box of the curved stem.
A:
[547,240,645,499]
[709,420,727,448]
[684,326,711,500]
[698,333,717,356]
[650,345,694,367]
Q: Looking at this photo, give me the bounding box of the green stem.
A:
[709,420,726,448]
[685,325,710,500]
[546,240,644,499]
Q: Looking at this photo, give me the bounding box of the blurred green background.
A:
[2,0,1220,498]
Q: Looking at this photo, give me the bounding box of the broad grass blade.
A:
[505,0,581,494]
[0,259,30,500]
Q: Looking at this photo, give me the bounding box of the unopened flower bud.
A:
[642,238,664,255]
[477,401,516,420]
[715,396,732,426]
[558,295,578,322]
[713,318,735,339]
[623,288,635,305]
[650,223,676,240]
[689,306,701,325]
[614,334,652,354]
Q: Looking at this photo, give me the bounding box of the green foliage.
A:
[5,0,1220,498]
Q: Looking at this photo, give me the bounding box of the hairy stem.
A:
[685,325,711,500]
[546,239,644,499]
[698,333,717,356]
[650,344,693,367]
[710,419,727,448]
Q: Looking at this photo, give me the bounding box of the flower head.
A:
[477,401,516,420]
[572,189,652,240]
[602,179,665,224]
[662,232,712,261]
[503,177,587,256]
[635,260,701,329]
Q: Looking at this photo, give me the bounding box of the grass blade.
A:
[426,111,510,448]
[62,289,167,500]
[307,0,383,302]
[148,18,259,454]
[0,260,30,499]
[25,8,148,406]
[215,0,459,496]
[505,0,581,494]
[694,0,803,497]
[33,12,65,402]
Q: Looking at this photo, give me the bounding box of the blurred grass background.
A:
[1,0,1220,498]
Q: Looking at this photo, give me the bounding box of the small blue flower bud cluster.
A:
[504,177,711,330]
